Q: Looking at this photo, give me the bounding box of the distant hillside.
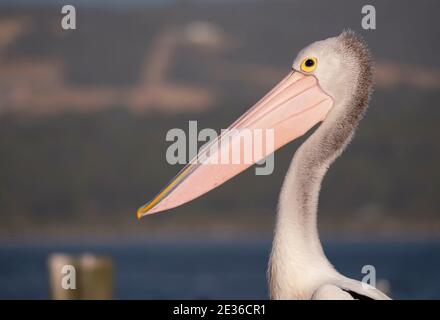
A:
[0,0,439,238]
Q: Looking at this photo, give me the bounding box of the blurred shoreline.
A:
[1,232,440,247]
[1,213,440,244]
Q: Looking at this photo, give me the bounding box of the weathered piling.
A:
[48,253,113,300]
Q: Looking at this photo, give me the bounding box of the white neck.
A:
[268,96,356,299]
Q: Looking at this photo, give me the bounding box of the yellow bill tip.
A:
[136,167,193,220]
[136,206,145,220]
[136,202,153,220]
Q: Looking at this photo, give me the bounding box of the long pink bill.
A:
[137,71,333,218]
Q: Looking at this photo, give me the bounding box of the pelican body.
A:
[137,31,391,300]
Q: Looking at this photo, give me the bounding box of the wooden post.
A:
[48,253,113,300]
[79,253,113,300]
[48,254,81,300]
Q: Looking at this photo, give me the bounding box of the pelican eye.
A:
[300,57,317,72]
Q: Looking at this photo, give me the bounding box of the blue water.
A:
[0,239,439,299]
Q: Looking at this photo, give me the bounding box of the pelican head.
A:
[137,30,372,218]
[293,30,372,110]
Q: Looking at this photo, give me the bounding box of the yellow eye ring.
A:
[300,57,318,72]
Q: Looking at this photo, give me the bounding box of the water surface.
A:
[0,239,438,299]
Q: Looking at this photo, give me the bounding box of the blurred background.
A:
[0,0,439,299]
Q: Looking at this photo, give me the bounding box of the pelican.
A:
[137,31,391,300]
